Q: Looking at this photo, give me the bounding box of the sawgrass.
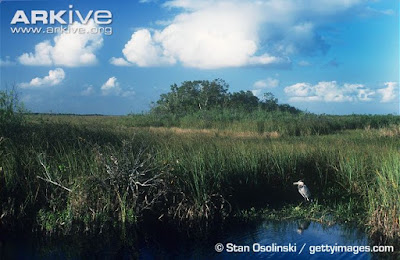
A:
[0,114,399,244]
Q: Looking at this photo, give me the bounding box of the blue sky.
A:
[0,0,398,115]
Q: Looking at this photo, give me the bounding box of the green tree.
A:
[261,92,278,111]
[152,79,302,117]
[228,91,259,111]
[198,79,229,110]
[153,79,229,115]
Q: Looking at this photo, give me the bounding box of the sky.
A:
[0,0,398,115]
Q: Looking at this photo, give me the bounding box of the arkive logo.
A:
[10,5,112,25]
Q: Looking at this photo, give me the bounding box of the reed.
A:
[0,114,399,244]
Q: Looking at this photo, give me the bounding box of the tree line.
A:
[151,79,301,116]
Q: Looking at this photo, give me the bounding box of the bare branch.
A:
[36,176,72,192]
[37,153,72,193]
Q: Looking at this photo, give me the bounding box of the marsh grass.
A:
[127,110,400,136]
[0,115,399,244]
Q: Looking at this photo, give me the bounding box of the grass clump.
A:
[0,113,399,245]
[0,88,25,127]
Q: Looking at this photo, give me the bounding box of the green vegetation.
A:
[151,79,301,116]
[0,86,399,246]
[128,111,400,136]
[0,87,25,129]
[125,79,400,135]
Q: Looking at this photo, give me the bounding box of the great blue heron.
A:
[293,180,311,202]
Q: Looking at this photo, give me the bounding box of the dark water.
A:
[0,220,379,259]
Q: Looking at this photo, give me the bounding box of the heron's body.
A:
[293,180,311,201]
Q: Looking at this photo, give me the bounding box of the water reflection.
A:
[296,219,311,234]
[141,220,372,259]
[1,220,375,259]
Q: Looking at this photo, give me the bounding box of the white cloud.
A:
[253,78,279,89]
[0,56,16,66]
[284,83,313,97]
[284,81,375,102]
[252,77,279,97]
[81,86,95,96]
[100,77,136,98]
[112,0,364,69]
[247,55,287,67]
[357,88,375,102]
[377,82,398,103]
[121,29,176,67]
[109,57,132,66]
[18,20,103,67]
[101,77,121,96]
[18,41,53,66]
[112,3,281,69]
[154,2,267,69]
[19,68,65,88]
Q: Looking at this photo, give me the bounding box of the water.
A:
[1,220,375,259]
[140,220,372,259]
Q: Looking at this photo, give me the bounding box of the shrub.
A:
[0,87,25,128]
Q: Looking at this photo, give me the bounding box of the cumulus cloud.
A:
[285,83,314,98]
[252,77,279,97]
[101,77,121,96]
[377,82,398,103]
[100,77,136,97]
[18,20,103,67]
[111,0,364,69]
[254,78,279,89]
[109,57,132,66]
[284,81,376,102]
[19,68,65,88]
[122,29,175,67]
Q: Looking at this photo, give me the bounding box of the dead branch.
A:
[37,153,72,192]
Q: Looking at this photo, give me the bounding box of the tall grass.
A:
[128,110,400,136]
[367,152,400,241]
[0,115,399,244]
